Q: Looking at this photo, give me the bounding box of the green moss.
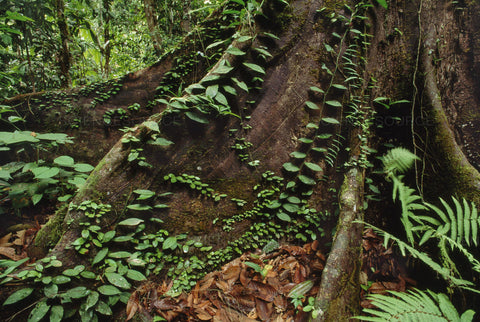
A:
[34,204,68,252]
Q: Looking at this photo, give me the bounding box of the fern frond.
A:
[364,223,473,287]
[382,147,420,176]
[425,198,479,247]
[356,288,476,322]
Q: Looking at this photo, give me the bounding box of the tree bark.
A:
[143,0,162,54]
[55,0,72,88]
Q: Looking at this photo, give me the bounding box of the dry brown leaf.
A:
[273,295,287,310]
[240,266,251,286]
[0,233,12,247]
[215,280,230,293]
[199,276,216,293]
[153,298,179,311]
[214,307,257,322]
[255,297,273,321]
[0,246,23,260]
[222,264,241,284]
[195,307,213,321]
[126,301,138,320]
[248,280,277,302]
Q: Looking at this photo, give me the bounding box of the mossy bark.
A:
[422,26,480,204]
[313,128,365,321]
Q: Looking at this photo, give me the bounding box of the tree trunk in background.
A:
[101,0,112,78]
[143,0,162,54]
[55,0,72,88]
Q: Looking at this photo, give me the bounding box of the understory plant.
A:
[358,147,479,321]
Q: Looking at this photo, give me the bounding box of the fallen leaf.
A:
[0,246,23,260]
[255,297,273,321]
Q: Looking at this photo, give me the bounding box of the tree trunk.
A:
[143,0,162,54]
[101,0,112,79]
[3,0,480,320]
[55,0,72,88]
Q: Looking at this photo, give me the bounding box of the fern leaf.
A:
[472,204,478,246]
[440,198,457,242]
[419,229,435,246]
[461,310,477,321]
[356,289,475,322]
[463,199,471,246]
[382,147,420,176]
[437,292,460,321]
[453,197,464,244]
[426,202,450,225]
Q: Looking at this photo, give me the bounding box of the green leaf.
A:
[28,299,50,322]
[262,32,280,40]
[66,286,89,299]
[118,218,144,226]
[310,86,324,93]
[232,77,249,92]
[186,111,209,124]
[105,272,131,290]
[95,300,112,315]
[52,275,71,284]
[149,137,174,146]
[109,251,132,259]
[332,84,347,90]
[226,46,246,56]
[321,117,340,124]
[205,40,226,51]
[305,162,323,172]
[375,0,388,9]
[206,85,219,98]
[3,288,34,305]
[74,163,94,172]
[283,162,300,172]
[85,291,99,311]
[253,47,273,58]
[126,269,147,281]
[54,156,75,167]
[290,151,306,159]
[143,121,159,132]
[49,305,64,322]
[236,35,253,42]
[288,280,314,298]
[325,100,342,107]
[306,123,319,129]
[283,203,299,213]
[243,62,266,74]
[63,265,85,277]
[98,285,121,295]
[298,138,313,144]
[44,283,58,298]
[92,247,109,265]
[299,175,316,185]
[163,236,177,250]
[305,101,320,110]
[287,196,301,204]
[32,194,43,205]
[277,211,291,222]
[133,189,155,200]
[32,166,60,179]
[80,271,97,279]
[214,65,234,75]
[127,204,152,211]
